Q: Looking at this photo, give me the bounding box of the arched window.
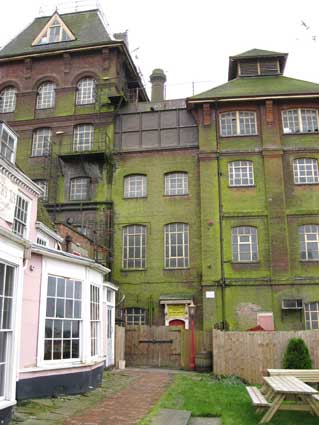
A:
[73,124,94,151]
[293,158,319,184]
[124,175,147,198]
[299,225,319,261]
[228,161,254,186]
[122,225,146,269]
[232,226,258,262]
[0,86,17,113]
[282,109,319,134]
[36,81,56,109]
[32,128,52,156]
[164,223,189,268]
[165,172,188,195]
[76,78,96,105]
[220,111,257,137]
[69,177,90,201]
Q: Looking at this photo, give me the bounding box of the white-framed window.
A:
[293,158,319,184]
[90,285,100,357]
[122,225,146,269]
[305,302,319,329]
[32,128,52,157]
[69,177,90,201]
[76,78,96,105]
[282,109,319,134]
[36,82,56,109]
[0,263,14,399]
[13,195,29,238]
[165,172,188,196]
[232,226,258,262]
[220,111,257,137]
[165,223,189,269]
[0,87,16,113]
[124,307,146,325]
[299,224,319,261]
[44,276,82,361]
[124,175,147,198]
[73,124,94,151]
[228,161,254,187]
[34,15,74,45]
[34,180,48,201]
[0,123,16,163]
[36,235,48,246]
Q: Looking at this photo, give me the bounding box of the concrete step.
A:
[188,418,221,425]
[151,409,191,425]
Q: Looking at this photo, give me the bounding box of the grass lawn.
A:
[139,374,319,425]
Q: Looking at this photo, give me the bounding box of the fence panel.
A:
[213,329,319,384]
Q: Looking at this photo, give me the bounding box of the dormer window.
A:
[0,123,17,163]
[238,60,280,77]
[32,13,75,46]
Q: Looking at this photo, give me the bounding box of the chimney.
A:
[150,68,166,102]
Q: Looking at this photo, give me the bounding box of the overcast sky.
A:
[0,0,319,99]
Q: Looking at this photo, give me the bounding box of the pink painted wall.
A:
[0,217,11,230]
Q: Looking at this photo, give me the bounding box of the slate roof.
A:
[0,9,111,58]
[230,48,287,59]
[189,76,319,101]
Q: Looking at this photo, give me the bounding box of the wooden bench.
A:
[267,369,319,383]
[246,386,270,408]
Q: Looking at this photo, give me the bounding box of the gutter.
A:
[188,94,319,104]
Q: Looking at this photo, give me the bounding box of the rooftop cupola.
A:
[228,49,288,81]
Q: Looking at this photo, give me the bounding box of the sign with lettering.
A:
[167,304,185,318]
[0,173,18,223]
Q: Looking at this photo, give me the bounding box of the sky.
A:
[0,0,319,99]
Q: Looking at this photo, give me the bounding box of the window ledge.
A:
[300,260,319,263]
[294,183,319,186]
[283,132,319,136]
[121,268,147,272]
[228,185,256,188]
[231,261,260,265]
[164,267,190,271]
[32,358,104,373]
[123,196,147,200]
[0,400,16,410]
[220,134,258,139]
[163,194,190,198]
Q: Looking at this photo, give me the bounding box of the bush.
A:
[282,338,312,369]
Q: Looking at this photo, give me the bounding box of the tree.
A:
[283,338,312,369]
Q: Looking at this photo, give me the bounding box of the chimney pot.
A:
[150,68,166,102]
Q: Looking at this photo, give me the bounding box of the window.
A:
[76,78,96,105]
[124,175,147,198]
[44,276,82,361]
[232,226,258,262]
[0,124,16,163]
[304,302,319,329]
[124,307,146,325]
[165,172,188,195]
[282,109,319,134]
[34,180,48,201]
[36,82,56,109]
[299,225,319,260]
[33,15,74,45]
[32,128,52,157]
[73,124,94,151]
[220,111,257,137]
[165,223,189,268]
[36,235,48,246]
[0,263,14,398]
[0,87,16,113]
[90,285,100,357]
[70,177,90,201]
[293,158,319,184]
[228,161,254,186]
[13,195,28,238]
[122,225,146,269]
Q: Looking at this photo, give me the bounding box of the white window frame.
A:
[32,13,75,46]
[0,87,16,113]
[232,226,258,262]
[76,78,96,105]
[164,223,189,269]
[299,224,319,261]
[293,158,319,185]
[34,180,48,201]
[13,194,29,238]
[73,124,94,151]
[69,177,90,201]
[90,284,101,358]
[36,235,48,246]
[305,301,319,329]
[228,161,254,187]
[0,123,17,163]
[122,225,146,269]
[32,128,52,157]
[165,172,188,196]
[282,109,319,134]
[36,82,56,109]
[220,111,257,137]
[124,175,147,198]
[123,307,146,325]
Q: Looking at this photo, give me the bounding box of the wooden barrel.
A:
[195,351,212,372]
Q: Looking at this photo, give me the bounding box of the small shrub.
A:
[282,338,312,369]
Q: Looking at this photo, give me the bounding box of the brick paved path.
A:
[64,369,173,425]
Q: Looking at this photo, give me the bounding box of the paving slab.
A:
[189,418,221,425]
[151,409,191,425]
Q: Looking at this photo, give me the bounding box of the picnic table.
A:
[246,375,319,423]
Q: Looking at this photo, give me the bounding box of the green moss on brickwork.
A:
[56,92,76,116]
[37,202,55,229]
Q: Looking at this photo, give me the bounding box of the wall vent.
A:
[281,299,303,310]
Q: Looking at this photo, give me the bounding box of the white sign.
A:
[206,291,215,299]
[0,173,18,223]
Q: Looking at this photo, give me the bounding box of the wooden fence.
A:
[115,325,125,368]
[213,329,319,384]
